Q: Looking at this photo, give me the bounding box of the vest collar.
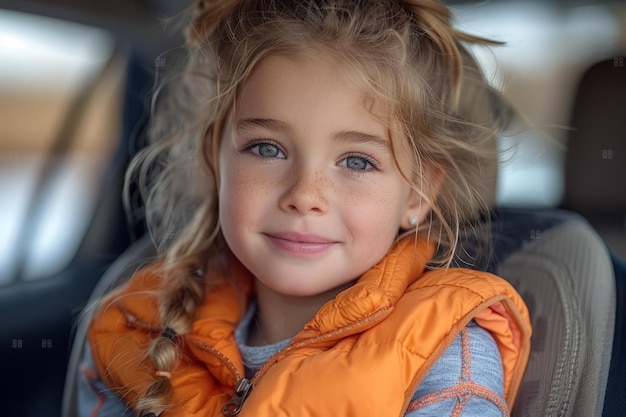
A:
[296,236,435,340]
[196,236,436,339]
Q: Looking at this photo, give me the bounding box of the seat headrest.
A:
[563,57,626,215]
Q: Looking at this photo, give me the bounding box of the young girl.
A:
[81,1,532,416]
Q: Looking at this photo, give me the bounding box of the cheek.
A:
[219,164,247,235]
[219,164,277,232]
[343,186,405,241]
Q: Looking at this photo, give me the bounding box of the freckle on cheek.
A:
[232,173,279,199]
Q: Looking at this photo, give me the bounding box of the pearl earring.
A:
[409,216,418,226]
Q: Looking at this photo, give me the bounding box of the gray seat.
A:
[498,219,615,416]
[560,56,626,416]
[61,209,616,417]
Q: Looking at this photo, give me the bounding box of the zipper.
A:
[222,377,254,416]
[218,307,391,415]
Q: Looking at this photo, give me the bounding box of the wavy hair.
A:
[127,0,505,415]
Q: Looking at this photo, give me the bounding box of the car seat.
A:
[61,207,616,417]
[485,209,615,417]
[560,56,626,417]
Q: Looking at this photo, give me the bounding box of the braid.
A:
[135,265,207,417]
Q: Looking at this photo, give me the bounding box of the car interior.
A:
[0,0,624,416]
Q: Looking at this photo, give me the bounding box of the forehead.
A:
[235,51,391,127]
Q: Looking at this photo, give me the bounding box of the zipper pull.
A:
[223,378,253,416]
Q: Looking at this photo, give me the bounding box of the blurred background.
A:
[0,0,624,415]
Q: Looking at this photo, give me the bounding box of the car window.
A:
[453,1,622,207]
[0,8,126,284]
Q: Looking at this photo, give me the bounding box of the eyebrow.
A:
[331,130,391,154]
[236,117,391,153]
[236,118,290,133]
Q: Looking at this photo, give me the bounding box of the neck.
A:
[248,279,355,346]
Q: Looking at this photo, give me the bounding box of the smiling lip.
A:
[264,232,337,255]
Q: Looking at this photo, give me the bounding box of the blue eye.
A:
[345,156,369,170]
[246,141,285,159]
[340,155,377,172]
[258,143,280,157]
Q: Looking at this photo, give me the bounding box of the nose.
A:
[279,164,329,215]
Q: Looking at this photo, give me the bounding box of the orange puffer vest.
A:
[88,237,532,417]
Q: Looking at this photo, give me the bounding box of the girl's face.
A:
[218,52,429,298]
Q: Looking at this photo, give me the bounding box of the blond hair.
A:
[127,1,504,415]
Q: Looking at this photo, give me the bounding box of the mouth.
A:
[264,231,337,255]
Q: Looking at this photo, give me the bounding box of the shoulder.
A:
[405,322,509,416]
[86,262,168,408]
[411,267,516,296]
[382,267,525,350]
[87,260,161,339]
[399,267,526,325]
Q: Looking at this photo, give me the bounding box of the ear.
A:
[400,166,444,230]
